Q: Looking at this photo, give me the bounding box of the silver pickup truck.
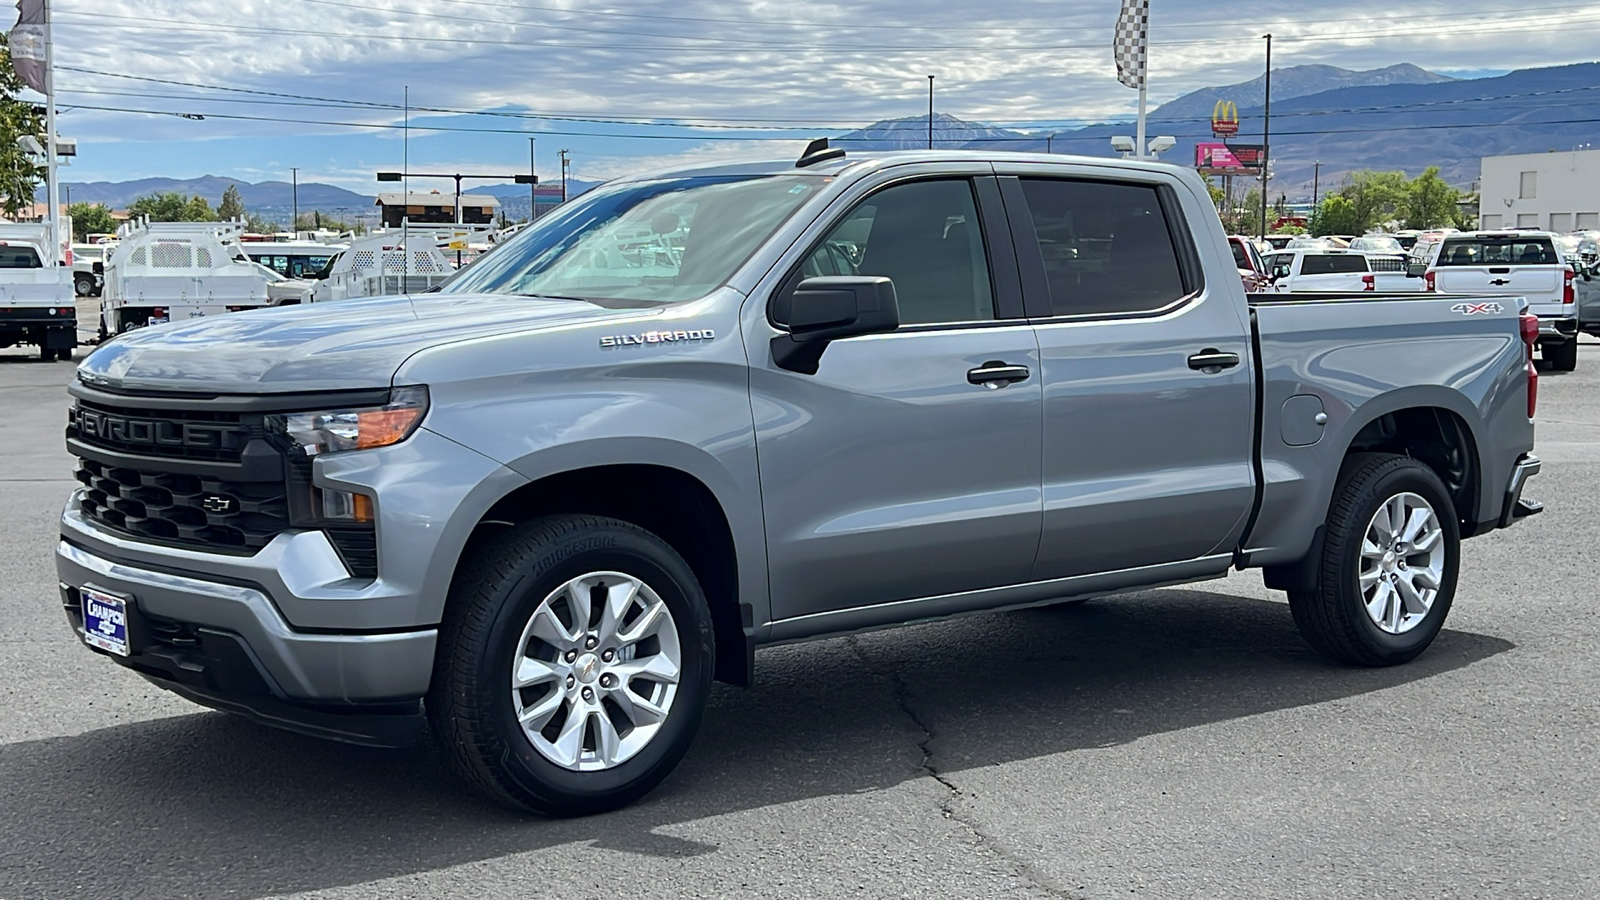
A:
[56,147,1543,816]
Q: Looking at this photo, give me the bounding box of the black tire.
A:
[1545,338,1578,372]
[56,346,73,361]
[428,515,715,816]
[38,346,54,361]
[1288,453,1460,667]
[74,273,94,297]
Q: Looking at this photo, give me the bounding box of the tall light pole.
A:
[528,136,537,221]
[1312,160,1322,206]
[290,167,299,232]
[927,75,935,149]
[1259,34,1272,240]
[559,149,570,202]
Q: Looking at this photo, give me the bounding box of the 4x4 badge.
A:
[1450,302,1503,315]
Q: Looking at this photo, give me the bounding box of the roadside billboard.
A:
[1196,142,1264,175]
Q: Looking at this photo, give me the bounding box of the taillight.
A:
[1564,269,1575,305]
[1424,270,1436,292]
[1361,274,1376,291]
[1520,312,1539,418]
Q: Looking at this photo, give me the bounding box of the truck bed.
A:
[1240,290,1534,567]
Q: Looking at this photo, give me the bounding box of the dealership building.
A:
[1479,148,1600,232]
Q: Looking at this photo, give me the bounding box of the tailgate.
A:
[1435,265,1561,305]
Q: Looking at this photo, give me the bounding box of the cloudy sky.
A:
[23,0,1600,191]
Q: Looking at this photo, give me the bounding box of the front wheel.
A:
[1288,454,1460,666]
[428,515,715,816]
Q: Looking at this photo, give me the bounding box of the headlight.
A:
[269,385,429,456]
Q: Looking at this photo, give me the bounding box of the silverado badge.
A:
[600,329,715,348]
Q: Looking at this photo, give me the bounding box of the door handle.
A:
[967,361,1031,388]
[1187,349,1241,372]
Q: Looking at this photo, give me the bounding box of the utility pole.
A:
[1312,160,1322,206]
[1046,133,1054,154]
[290,167,299,232]
[927,75,935,149]
[559,149,570,202]
[528,136,537,221]
[1259,34,1272,240]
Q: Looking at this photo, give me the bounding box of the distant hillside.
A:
[1151,63,1455,120]
[835,112,1031,150]
[54,176,371,211]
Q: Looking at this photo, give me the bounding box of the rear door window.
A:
[1016,179,1189,317]
[1437,237,1560,266]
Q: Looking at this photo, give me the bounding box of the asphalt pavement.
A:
[1,307,1597,899]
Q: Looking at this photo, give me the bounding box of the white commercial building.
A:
[1479,148,1600,232]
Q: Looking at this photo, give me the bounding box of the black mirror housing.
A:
[771,276,900,374]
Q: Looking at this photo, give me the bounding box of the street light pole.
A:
[290,167,299,233]
[528,136,537,221]
[1259,34,1272,240]
[1312,160,1322,206]
[559,150,570,202]
[927,75,935,149]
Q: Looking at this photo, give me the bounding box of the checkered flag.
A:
[1113,0,1149,90]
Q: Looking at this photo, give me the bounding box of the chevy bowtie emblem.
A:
[201,495,237,514]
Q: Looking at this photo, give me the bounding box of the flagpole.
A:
[42,0,60,264]
[1136,84,1147,159]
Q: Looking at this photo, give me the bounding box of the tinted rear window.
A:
[1299,254,1367,275]
[0,247,42,268]
[1230,242,1251,270]
[1437,237,1560,266]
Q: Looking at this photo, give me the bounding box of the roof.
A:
[375,192,500,208]
[608,148,1195,185]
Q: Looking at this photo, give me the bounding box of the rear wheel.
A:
[1288,454,1460,666]
[428,515,714,816]
[38,346,54,361]
[1544,338,1578,372]
[74,273,94,297]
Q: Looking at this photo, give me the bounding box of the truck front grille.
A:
[75,457,290,552]
[68,400,255,463]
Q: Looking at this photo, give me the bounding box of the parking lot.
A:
[1,307,1597,898]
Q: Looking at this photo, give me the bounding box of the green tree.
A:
[66,202,117,241]
[245,212,278,233]
[126,191,215,222]
[0,47,46,217]
[217,184,246,221]
[1310,194,1363,236]
[1403,167,1461,230]
[1340,170,1410,231]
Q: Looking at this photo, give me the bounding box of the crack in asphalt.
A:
[846,636,1081,900]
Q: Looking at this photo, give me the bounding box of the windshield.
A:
[441,174,824,305]
[1437,237,1560,266]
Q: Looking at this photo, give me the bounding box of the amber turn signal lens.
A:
[357,407,424,449]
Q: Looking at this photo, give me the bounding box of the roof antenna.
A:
[796,138,846,168]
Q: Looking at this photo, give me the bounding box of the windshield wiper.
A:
[512,292,593,303]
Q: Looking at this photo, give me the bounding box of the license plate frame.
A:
[81,587,131,657]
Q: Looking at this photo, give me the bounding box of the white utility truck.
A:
[0,223,77,361]
[99,220,282,336]
[307,225,470,302]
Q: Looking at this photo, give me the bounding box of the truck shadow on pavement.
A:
[0,589,1513,899]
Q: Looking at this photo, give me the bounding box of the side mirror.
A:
[771,276,899,374]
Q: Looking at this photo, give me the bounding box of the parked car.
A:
[1263,248,1424,293]
[1262,234,1295,250]
[70,243,108,297]
[1421,231,1579,370]
[1228,235,1271,291]
[0,223,76,360]
[58,147,1542,816]
[1349,235,1406,256]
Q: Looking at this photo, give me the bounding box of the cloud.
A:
[32,0,1600,188]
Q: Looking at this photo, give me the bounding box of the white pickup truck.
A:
[0,223,77,361]
[1420,231,1580,371]
[100,220,281,336]
[1263,248,1425,293]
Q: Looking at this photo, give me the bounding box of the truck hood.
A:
[78,293,629,394]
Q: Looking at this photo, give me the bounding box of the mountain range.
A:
[42,60,1600,211]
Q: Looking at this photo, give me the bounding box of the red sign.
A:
[1196,142,1264,175]
[1211,100,1240,137]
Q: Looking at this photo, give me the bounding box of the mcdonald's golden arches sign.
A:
[1211,100,1240,137]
